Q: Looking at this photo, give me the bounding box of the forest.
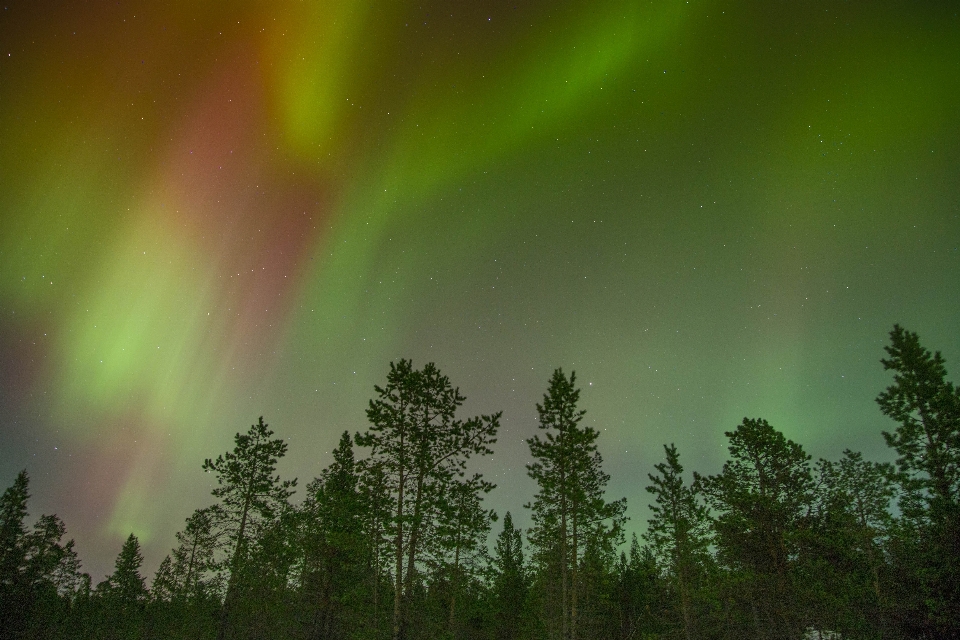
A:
[1,324,958,640]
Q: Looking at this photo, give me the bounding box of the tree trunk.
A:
[217,474,255,640]
[449,537,460,636]
[400,470,426,639]
[679,574,694,640]
[560,494,568,640]
[392,465,405,640]
[570,511,578,640]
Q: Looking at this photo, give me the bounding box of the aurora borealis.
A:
[1,0,958,581]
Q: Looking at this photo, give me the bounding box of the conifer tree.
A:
[203,416,296,640]
[526,368,626,640]
[0,471,29,585]
[152,508,224,640]
[876,325,960,636]
[0,471,83,640]
[644,444,710,640]
[697,418,813,640]
[0,471,31,640]
[432,473,496,636]
[299,431,366,640]
[616,536,667,640]
[96,533,148,640]
[356,456,393,634]
[0,470,30,640]
[492,512,527,640]
[100,533,148,604]
[356,359,500,640]
[802,451,895,637]
[175,508,221,600]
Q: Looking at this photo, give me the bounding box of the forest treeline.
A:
[1,325,959,640]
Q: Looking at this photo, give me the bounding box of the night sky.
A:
[1,0,958,582]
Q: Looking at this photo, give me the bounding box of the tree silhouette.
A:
[203,416,296,640]
[697,418,813,640]
[100,533,147,604]
[526,368,625,640]
[298,431,366,640]
[432,473,496,636]
[644,444,710,640]
[491,511,528,640]
[877,325,960,636]
[95,533,147,640]
[356,359,500,640]
[0,471,83,640]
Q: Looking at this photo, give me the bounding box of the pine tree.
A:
[356,456,393,635]
[876,325,960,636]
[801,451,895,637]
[0,471,31,640]
[356,359,500,640]
[203,416,296,640]
[0,471,29,585]
[151,508,223,639]
[644,444,710,640]
[0,471,83,640]
[526,368,626,640]
[432,474,496,636]
[697,418,814,640]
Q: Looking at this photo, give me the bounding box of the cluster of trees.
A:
[1,325,958,639]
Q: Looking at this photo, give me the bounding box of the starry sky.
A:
[1,0,958,581]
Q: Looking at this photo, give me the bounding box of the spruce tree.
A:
[0,471,31,640]
[0,471,83,640]
[492,512,527,640]
[96,533,148,640]
[101,533,148,604]
[299,431,366,640]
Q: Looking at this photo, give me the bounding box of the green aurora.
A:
[1,0,958,580]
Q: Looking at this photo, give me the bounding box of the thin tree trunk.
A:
[218,474,255,640]
[570,511,578,640]
[401,470,426,639]
[372,517,380,634]
[392,459,406,640]
[184,540,197,597]
[449,536,460,635]
[679,575,694,640]
[560,494,568,640]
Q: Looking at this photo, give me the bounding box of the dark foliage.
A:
[4,325,958,640]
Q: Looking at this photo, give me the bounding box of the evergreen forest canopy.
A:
[1,325,959,640]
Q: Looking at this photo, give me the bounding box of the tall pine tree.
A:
[203,416,296,640]
[697,418,814,640]
[526,368,625,640]
[356,360,500,640]
[877,325,960,637]
[644,444,710,640]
